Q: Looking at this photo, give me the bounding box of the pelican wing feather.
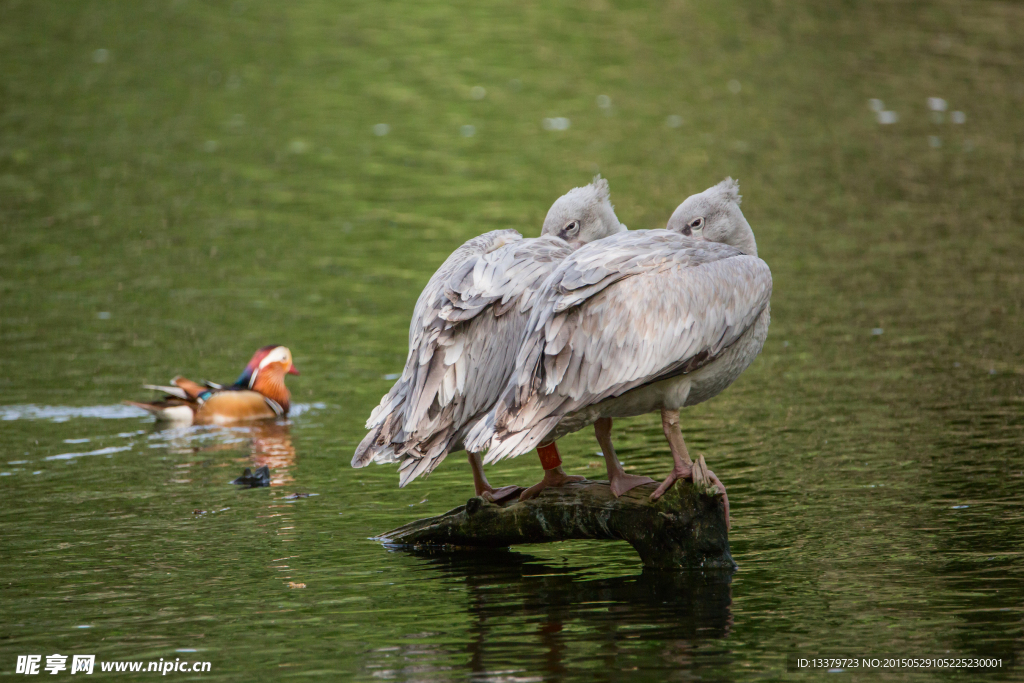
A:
[352,230,574,488]
[466,230,773,463]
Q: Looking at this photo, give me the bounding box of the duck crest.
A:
[234,344,279,389]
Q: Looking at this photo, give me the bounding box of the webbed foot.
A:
[651,455,729,529]
[609,472,657,498]
[518,466,585,502]
[479,485,525,505]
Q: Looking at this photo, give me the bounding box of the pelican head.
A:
[541,175,628,249]
[236,345,300,389]
[666,178,757,257]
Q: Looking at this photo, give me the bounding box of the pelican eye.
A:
[680,216,704,237]
[562,220,581,235]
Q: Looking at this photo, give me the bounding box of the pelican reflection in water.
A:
[362,549,733,678]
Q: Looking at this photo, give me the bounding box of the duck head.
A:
[666,178,758,257]
[541,175,628,249]
[235,345,300,390]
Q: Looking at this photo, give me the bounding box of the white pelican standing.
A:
[352,177,628,501]
[465,179,772,524]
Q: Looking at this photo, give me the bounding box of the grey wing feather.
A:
[466,230,772,462]
[441,235,572,321]
[352,229,522,468]
[353,231,573,488]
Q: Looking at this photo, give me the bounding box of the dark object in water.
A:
[231,465,270,488]
[375,476,732,571]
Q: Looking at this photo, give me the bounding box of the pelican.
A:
[352,177,628,501]
[465,179,772,524]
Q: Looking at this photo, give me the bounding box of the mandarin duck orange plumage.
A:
[125,345,300,425]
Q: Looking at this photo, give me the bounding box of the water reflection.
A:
[150,420,297,485]
[250,422,297,486]
[374,550,733,678]
[0,403,148,422]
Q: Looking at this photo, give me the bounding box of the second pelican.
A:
[466,179,772,525]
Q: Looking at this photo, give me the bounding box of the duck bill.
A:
[288,365,301,376]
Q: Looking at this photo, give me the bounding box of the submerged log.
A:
[376,475,734,571]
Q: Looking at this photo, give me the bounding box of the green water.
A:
[2,0,1023,680]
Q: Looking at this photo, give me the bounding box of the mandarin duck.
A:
[126,345,300,425]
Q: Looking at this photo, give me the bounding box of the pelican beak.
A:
[288,364,300,376]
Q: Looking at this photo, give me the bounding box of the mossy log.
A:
[376,478,734,571]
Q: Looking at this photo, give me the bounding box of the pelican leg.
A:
[652,408,693,498]
[653,409,730,529]
[518,442,585,502]
[595,417,655,497]
[468,452,523,504]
